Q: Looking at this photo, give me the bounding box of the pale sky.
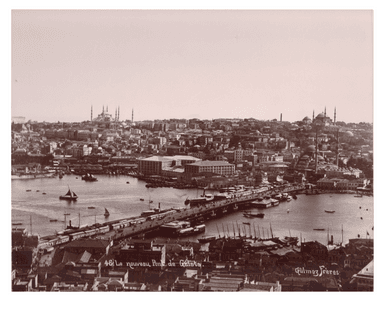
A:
[11,9,373,123]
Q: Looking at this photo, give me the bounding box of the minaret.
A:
[132,108,134,123]
[324,106,327,117]
[280,113,282,122]
[312,110,315,122]
[334,107,336,124]
[315,129,318,174]
[91,105,93,122]
[118,106,120,121]
[336,128,339,167]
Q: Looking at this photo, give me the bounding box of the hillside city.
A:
[11,106,374,292]
[12,106,373,186]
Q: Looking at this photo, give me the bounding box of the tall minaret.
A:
[336,128,340,167]
[334,107,337,124]
[132,108,134,123]
[91,105,93,122]
[312,110,315,122]
[324,106,327,117]
[102,105,105,114]
[118,106,120,121]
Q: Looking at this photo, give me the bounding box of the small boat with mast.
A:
[104,208,110,217]
[59,186,78,201]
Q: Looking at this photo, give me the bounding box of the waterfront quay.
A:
[85,183,306,242]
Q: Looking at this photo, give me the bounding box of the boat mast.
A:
[341,224,343,246]
[30,215,32,235]
[216,224,221,238]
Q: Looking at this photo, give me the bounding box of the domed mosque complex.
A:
[294,107,363,179]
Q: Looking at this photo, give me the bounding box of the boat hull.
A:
[198,236,216,243]
[59,196,78,201]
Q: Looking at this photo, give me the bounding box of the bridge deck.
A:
[108,184,305,241]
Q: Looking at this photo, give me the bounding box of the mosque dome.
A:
[345,131,354,137]
[316,112,325,118]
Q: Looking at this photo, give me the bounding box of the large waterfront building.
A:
[184,160,235,176]
[138,155,201,175]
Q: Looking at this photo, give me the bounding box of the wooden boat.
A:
[324,210,335,213]
[140,198,144,201]
[42,192,46,195]
[50,219,58,222]
[88,206,96,209]
[26,190,31,192]
[82,173,98,182]
[243,211,265,218]
[313,228,325,231]
[104,208,110,217]
[178,224,206,236]
[243,222,251,225]
[59,187,78,201]
[12,223,23,225]
[197,235,217,243]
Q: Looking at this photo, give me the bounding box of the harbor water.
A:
[11,175,374,245]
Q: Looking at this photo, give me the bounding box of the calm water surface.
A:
[12,175,374,245]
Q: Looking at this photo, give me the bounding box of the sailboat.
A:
[59,186,78,200]
[104,208,110,217]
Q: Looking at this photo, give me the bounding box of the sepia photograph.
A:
[8,3,378,306]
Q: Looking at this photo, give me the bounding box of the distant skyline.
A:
[11,10,373,123]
